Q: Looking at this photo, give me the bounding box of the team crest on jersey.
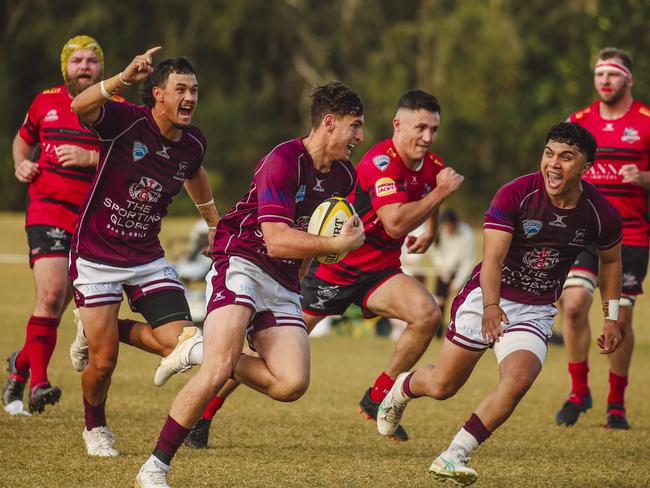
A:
[522,219,542,237]
[132,141,149,161]
[295,184,306,203]
[294,215,310,231]
[523,247,559,270]
[375,177,397,197]
[129,176,162,203]
[621,127,640,144]
[44,109,58,122]
[372,155,390,171]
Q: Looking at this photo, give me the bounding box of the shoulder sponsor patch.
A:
[42,87,61,95]
[639,106,650,118]
[372,155,390,171]
[375,177,397,197]
[133,141,149,162]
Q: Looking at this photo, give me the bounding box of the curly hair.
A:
[310,82,364,128]
[397,90,441,114]
[545,122,597,163]
[140,57,197,107]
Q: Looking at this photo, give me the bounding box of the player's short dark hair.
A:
[140,57,197,107]
[596,47,633,72]
[397,90,441,114]
[310,82,364,128]
[545,122,597,164]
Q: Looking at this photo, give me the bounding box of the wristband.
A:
[483,303,499,310]
[603,299,619,321]
[195,199,215,208]
[208,226,217,231]
[118,72,133,86]
[99,80,112,100]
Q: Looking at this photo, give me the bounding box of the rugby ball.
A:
[308,197,355,264]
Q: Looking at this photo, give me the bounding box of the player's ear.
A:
[392,117,400,132]
[152,85,164,103]
[323,114,335,133]
[581,161,592,175]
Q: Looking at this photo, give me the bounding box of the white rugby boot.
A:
[377,372,411,436]
[153,326,202,386]
[428,450,478,486]
[82,426,119,457]
[136,457,171,488]
[70,309,89,372]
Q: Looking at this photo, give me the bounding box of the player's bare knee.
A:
[428,379,459,400]
[502,372,535,397]
[36,289,66,316]
[269,375,309,402]
[408,301,441,336]
[87,356,117,380]
[562,300,589,328]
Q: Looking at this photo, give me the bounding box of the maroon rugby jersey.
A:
[72,102,205,266]
[315,139,444,285]
[570,100,650,247]
[453,172,622,309]
[18,85,124,233]
[212,138,356,293]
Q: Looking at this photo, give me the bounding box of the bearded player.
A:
[556,48,650,429]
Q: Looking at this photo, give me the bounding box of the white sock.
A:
[146,454,170,472]
[189,341,203,365]
[447,428,478,458]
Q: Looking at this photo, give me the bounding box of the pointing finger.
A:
[144,46,163,57]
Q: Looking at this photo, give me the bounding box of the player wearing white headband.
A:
[556,47,650,430]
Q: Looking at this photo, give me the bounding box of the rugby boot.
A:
[605,403,630,430]
[184,417,212,449]
[3,352,28,407]
[153,326,202,386]
[28,382,62,413]
[377,372,411,436]
[429,450,478,486]
[359,388,409,442]
[69,308,89,372]
[555,392,592,426]
[137,458,170,487]
[83,426,119,457]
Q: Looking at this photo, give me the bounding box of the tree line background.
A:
[2,0,649,218]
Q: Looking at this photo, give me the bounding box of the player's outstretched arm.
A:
[596,243,623,354]
[479,229,512,343]
[619,164,650,189]
[261,215,364,260]
[184,167,219,252]
[13,132,38,183]
[377,167,463,239]
[71,46,162,124]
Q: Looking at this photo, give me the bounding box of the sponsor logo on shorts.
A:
[621,127,640,144]
[548,213,567,228]
[163,267,178,279]
[212,290,225,302]
[317,285,340,299]
[375,177,397,197]
[46,227,67,239]
[523,247,559,270]
[156,144,171,159]
[372,155,390,171]
[623,272,638,289]
[522,219,542,237]
[128,176,163,203]
[133,141,149,161]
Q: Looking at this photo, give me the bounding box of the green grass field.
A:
[0,212,649,488]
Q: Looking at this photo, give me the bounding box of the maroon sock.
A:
[402,372,419,399]
[26,316,59,388]
[463,413,491,445]
[83,396,107,430]
[568,361,590,402]
[153,416,191,465]
[607,371,628,406]
[117,319,137,345]
[202,396,225,420]
[369,371,395,402]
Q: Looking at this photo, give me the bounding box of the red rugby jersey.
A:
[18,85,125,233]
[315,139,445,285]
[570,100,650,247]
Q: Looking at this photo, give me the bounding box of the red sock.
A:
[25,316,59,389]
[117,319,137,345]
[202,396,225,420]
[14,318,34,372]
[369,372,395,402]
[83,396,107,430]
[607,371,628,406]
[568,361,590,401]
